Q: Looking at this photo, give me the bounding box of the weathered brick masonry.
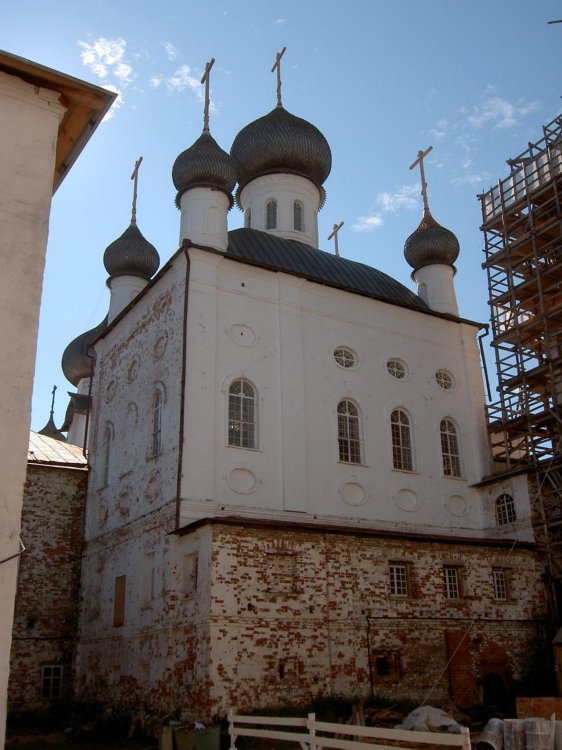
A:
[9,463,87,713]
[75,514,548,720]
[204,521,548,716]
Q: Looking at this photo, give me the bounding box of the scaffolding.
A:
[479,113,562,579]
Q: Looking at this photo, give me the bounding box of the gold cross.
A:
[201,58,215,133]
[271,47,286,108]
[130,156,143,225]
[409,146,433,214]
[328,221,344,257]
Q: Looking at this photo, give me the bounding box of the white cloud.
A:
[429,119,448,140]
[351,215,384,233]
[78,38,133,89]
[163,41,178,60]
[451,172,492,187]
[114,62,133,84]
[467,95,539,130]
[149,75,163,88]
[166,65,202,97]
[101,84,122,122]
[376,184,419,213]
[275,18,287,26]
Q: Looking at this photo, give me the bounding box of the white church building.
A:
[58,57,548,718]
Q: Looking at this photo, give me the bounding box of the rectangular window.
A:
[493,569,509,601]
[113,575,126,627]
[183,553,198,596]
[142,553,155,609]
[389,563,410,597]
[42,665,63,698]
[444,566,462,599]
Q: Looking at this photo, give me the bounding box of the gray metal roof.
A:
[28,432,86,467]
[226,229,428,311]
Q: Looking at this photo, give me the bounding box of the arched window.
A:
[293,200,304,232]
[440,418,461,477]
[265,199,277,230]
[101,422,113,486]
[337,400,361,464]
[495,493,516,526]
[151,389,163,456]
[391,409,413,471]
[228,378,257,448]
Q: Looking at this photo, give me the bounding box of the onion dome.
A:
[172,132,236,209]
[61,317,108,386]
[230,106,332,207]
[103,222,159,280]
[404,210,460,272]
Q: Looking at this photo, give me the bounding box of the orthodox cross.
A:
[271,47,286,108]
[409,145,433,214]
[201,57,215,133]
[328,221,344,257]
[49,384,57,419]
[130,156,143,225]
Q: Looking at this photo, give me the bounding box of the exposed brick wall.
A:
[8,464,87,713]
[70,517,548,721]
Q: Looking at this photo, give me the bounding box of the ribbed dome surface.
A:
[173,132,236,207]
[404,211,460,271]
[231,106,332,200]
[61,317,108,386]
[103,223,160,280]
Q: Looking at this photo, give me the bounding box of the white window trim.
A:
[390,408,415,472]
[227,377,259,450]
[440,417,462,478]
[337,398,363,465]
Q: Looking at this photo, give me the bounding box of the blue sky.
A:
[4,0,561,431]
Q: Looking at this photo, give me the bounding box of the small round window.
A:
[334,347,356,369]
[436,369,454,390]
[387,358,407,379]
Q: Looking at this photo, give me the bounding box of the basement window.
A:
[42,665,63,699]
[373,652,400,681]
[493,568,511,601]
[389,562,412,597]
[444,566,464,599]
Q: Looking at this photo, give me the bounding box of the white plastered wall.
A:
[0,71,65,742]
[179,247,525,540]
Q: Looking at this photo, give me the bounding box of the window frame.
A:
[333,347,357,369]
[389,562,412,598]
[386,358,408,380]
[390,408,414,471]
[443,565,463,600]
[440,417,462,478]
[337,399,362,464]
[492,568,510,601]
[293,200,304,232]
[150,388,163,457]
[41,665,63,699]
[228,378,258,449]
[495,493,517,526]
[265,199,277,230]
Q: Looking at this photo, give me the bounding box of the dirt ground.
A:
[5,731,159,750]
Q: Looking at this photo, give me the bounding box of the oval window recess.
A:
[228,324,256,347]
[227,468,257,494]
[446,494,467,517]
[387,358,408,380]
[436,369,455,390]
[334,347,357,369]
[395,488,419,512]
[339,482,366,506]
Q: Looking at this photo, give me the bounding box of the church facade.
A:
[59,61,549,718]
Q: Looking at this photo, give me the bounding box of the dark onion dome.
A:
[103,223,160,280]
[61,317,108,386]
[172,131,236,209]
[38,414,67,442]
[404,210,460,272]
[230,106,332,208]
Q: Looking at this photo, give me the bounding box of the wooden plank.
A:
[231,714,308,727]
[233,727,311,743]
[313,721,466,746]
